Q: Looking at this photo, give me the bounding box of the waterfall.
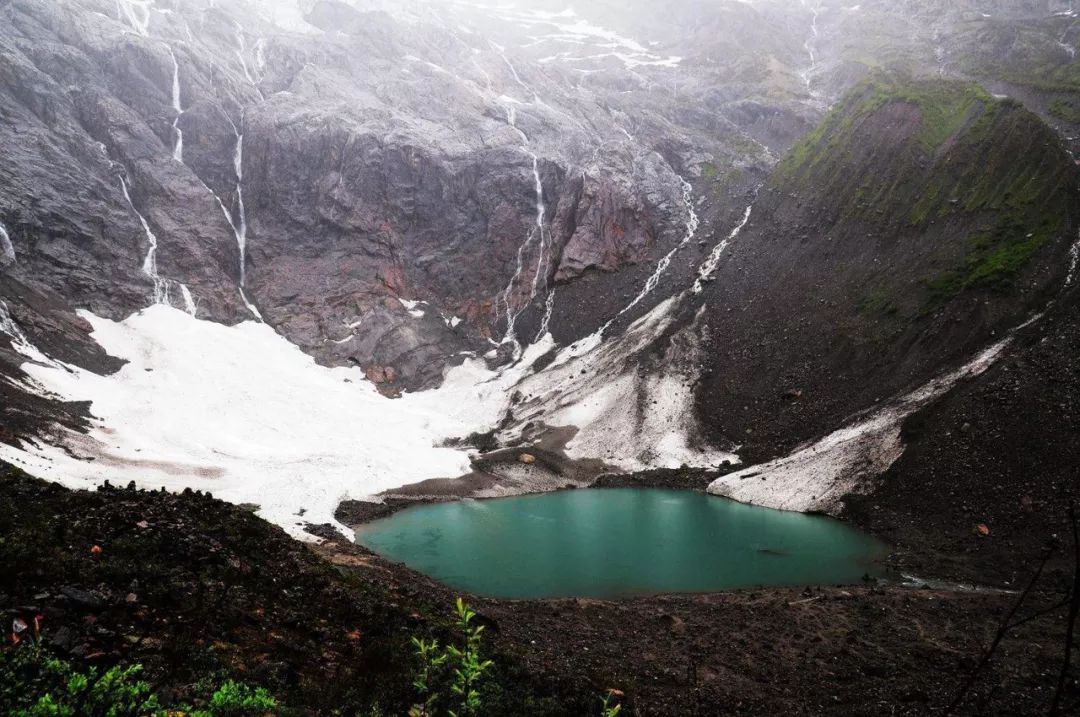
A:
[495,97,553,353]
[234,24,265,97]
[119,176,168,305]
[799,0,821,96]
[498,222,539,351]
[118,178,197,315]
[0,299,56,365]
[209,111,261,321]
[233,132,249,288]
[180,284,197,317]
[235,25,256,85]
[496,152,549,353]
[168,47,184,162]
[534,288,556,341]
[604,176,699,328]
[1067,228,1080,288]
[527,152,550,299]
[253,37,267,79]
[0,222,15,266]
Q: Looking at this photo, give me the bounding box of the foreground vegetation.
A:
[2,640,275,716]
[2,597,624,717]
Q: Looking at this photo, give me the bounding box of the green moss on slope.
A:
[773,72,1076,309]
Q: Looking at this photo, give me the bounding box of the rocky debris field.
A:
[846,292,1080,588]
[4,462,1080,715]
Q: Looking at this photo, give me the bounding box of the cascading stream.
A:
[119,176,197,316]
[0,299,56,365]
[234,24,266,98]
[111,0,200,315]
[495,88,552,354]
[692,204,753,294]
[116,0,152,36]
[180,284,197,316]
[597,175,699,335]
[168,47,184,162]
[233,131,249,289]
[211,109,261,321]
[0,222,15,266]
[799,0,821,96]
[535,288,556,341]
[119,176,167,305]
[527,152,549,298]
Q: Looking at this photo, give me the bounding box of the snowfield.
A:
[0,306,524,539]
[0,293,745,539]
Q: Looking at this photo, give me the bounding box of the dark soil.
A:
[844,292,1080,588]
[5,461,1079,716]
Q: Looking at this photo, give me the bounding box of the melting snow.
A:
[708,338,1013,513]
[0,286,743,540]
[0,306,541,540]
[398,298,427,318]
[511,297,739,472]
[693,204,752,293]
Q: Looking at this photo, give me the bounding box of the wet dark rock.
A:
[59,586,106,611]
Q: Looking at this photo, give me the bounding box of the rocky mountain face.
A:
[688,74,1079,460]
[2,0,1080,534]
[0,0,781,393]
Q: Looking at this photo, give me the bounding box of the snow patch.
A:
[398,298,427,318]
[708,338,1012,513]
[0,306,530,540]
[508,298,739,472]
[693,204,752,294]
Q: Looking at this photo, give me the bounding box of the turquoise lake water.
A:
[354,488,887,599]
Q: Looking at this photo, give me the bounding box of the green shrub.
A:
[194,680,276,716]
[1,646,161,717]
[409,599,494,717]
[600,689,624,716]
[0,645,276,717]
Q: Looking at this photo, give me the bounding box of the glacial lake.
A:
[354,488,887,599]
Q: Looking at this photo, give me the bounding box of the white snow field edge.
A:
[0,306,533,540]
[0,299,737,540]
[707,337,1012,514]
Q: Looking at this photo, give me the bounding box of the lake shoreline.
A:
[5,461,1071,714]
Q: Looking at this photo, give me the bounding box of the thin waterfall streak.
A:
[528,152,548,297]
[168,46,184,162]
[234,133,248,288]
[180,284,198,317]
[116,0,151,36]
[119,176,168,306]
[0,222,15,265]
[204,119,259,321]
[603,176,699,331]
[496,94,550,352]
[535,288,556,342]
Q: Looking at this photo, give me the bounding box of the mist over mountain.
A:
[2,1,1080,714]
